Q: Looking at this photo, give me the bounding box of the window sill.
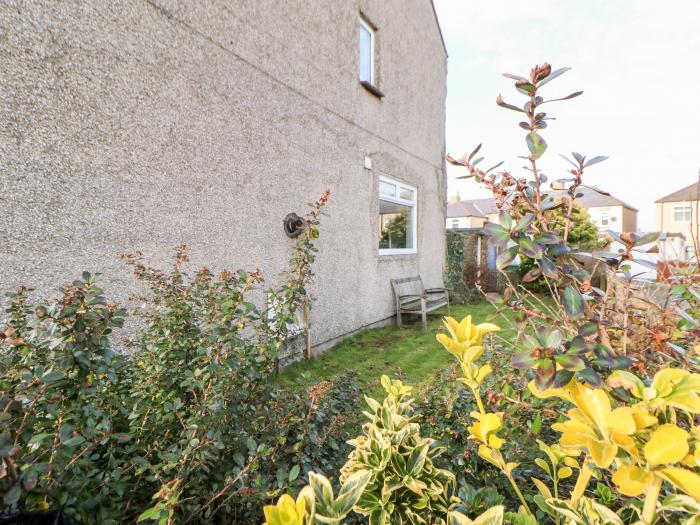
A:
[379,250,417,257]
[360,80,384,99]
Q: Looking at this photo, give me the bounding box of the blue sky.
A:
[433,0,700,231]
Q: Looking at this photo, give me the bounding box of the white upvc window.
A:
[359,17,375,84]
[451,219,460,229]
[673,205,692,222]
[379,176,417,255]
[600,211,609,226]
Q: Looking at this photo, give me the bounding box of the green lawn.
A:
[276,301,518,397]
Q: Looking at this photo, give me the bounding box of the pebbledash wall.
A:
[0,1,447,352]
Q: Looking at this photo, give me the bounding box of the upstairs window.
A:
[379,176,416,255]
[674,205,692,222]
[451,219,460,229]
[359,17,375,85]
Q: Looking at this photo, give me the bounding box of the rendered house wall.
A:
[0,0,447,350]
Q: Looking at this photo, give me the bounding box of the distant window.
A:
[674,205,692,222]
[359,17,375,84]
[379,176,416,255]
[600,211,609,226]
[451,219,460,229]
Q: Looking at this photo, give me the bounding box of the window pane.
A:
[379,200,413,250]
[399,187,414,201]
[359,23,372,82]
[674,206,691,221]
[379,180,395,197]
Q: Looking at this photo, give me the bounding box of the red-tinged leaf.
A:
[559,154,580,169]
[522,266,542,282]
[555,354,586,371]
[534,232,561,245]
[578,322,598,337]
[584,155,608,167]
[611,356,633,370]
[535,360,556,390]
[512,352,538,369]
[496,94,525,113]
[563,285,585,320]
[634,258,658,270]
[496,246,520,270]
[482,223,510,243]
[540,91,584,105]
[553,370,575,388]
[503,72,526,80]
[577,368,602,387]
[634,232,660,246]
[538,327,563,349]
[468,143,482,162]
[519,121,531,130]
[535,120,547,129]
[568,335,594,355]
[514,214,536,232]
[537,67,571,87]
[539,257,559,279]
[519,238,543,259]
[484,161,504,174]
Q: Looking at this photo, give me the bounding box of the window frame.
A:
[359,16,375,86]
[673,205,692,223]
[378,175,417,256]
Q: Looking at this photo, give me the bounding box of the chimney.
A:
[449,193,461,204]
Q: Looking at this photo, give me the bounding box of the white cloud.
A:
[434,0,700,230]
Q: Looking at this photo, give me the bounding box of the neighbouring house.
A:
[656,182,700,261]
[446,196,499,229]
[0,1,447,353]
[446,185,638,233]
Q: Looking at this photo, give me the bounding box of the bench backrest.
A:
[390,276,425,301]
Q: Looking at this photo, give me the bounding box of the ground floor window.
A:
[378,176,416,255]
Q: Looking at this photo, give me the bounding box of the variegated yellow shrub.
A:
[438,314,700,524]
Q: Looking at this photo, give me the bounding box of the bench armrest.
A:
[425,287,447,293]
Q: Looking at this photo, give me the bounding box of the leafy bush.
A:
[1,192,334,523]
[268,61,700,525]
[340,376,455,524]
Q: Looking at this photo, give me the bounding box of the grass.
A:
[276,301,518,397]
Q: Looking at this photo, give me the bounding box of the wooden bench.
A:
[390,276,450,329]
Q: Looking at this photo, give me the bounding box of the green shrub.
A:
[0,192,333,523]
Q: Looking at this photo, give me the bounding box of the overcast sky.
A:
[432,0,700,231]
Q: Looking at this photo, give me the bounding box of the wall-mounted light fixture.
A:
[283,213,307,238]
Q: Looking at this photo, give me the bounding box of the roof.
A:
[448,187,638,218]
[549,187,638,212]
[446,198,499,218]
[656,182,700,203]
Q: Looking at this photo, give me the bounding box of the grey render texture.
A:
[0,1,448,351]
